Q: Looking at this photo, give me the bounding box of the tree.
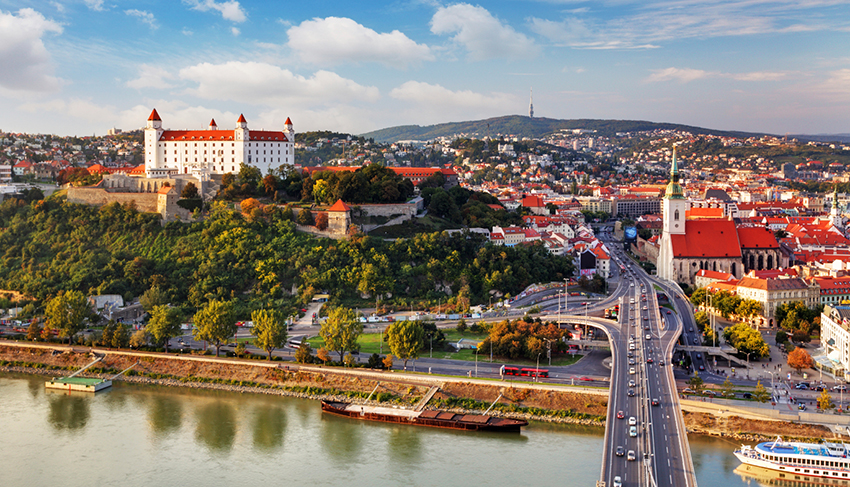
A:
[775,330,788,344]
[40,324,54,342]
[129,329,150,348]
[818,389,835,410]
[181,182,199,199]
[787,347,814,373]
[736,299,763,323]
[296,209,314,226]
[690,288,707,307]
[721,377,735,398]
[26,321,42,341]
[112,323,130,348]
[192,299,237,357]
[295,342,313,363]
[791,329,811,344]
[382,354,394,369]
[147,305,182,352]
[456,318,467,334]
[693,311,709,332]
[315,212,328,230]
[139,286,169,313]
[45,291,89,344]
[687,372,704,394]
[317,347,331,363]
[250,308,288,361]
[723,323,769,358]
[319,307,363,362]
[753,381,771,403]
[386,320,424,370]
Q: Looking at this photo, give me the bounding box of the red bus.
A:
[520,368,549,378]
[502,366,521,376]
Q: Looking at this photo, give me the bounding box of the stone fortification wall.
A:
[356,201,418,218]
[67,187,159,213]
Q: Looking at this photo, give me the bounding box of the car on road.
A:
[659,360,665,366]
[682,388,696,394]
[627,450,636,461]
[617,410,625,419]
[629,426,637,437]
[742,392,752,399]
[688,327,693,332]
[698,365,705,371]
[696,353,702,359]
[628,389,635,397]
[795,383,809,390]
[644,324,650,330]
[628,416,637,426]
[798,403,807,410]
[627,351,633,358]
[835,385,848,392]
[616,446,625,457]
[645,334,651,340]
[629,359,635,365]
[647,357,653,364]
[628,379,636,387]
[613,476,622,487]
[814,385,827,391]
[651,398,660,406]
[629,367,635,375]
[693,337,700,344]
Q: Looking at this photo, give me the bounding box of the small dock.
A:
[45,354,136,393]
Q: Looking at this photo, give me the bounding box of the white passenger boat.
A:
[735,436,850,480]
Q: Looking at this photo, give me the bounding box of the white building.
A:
[0,164,11,182]
[820,305,850,380]
[144,109,294,178]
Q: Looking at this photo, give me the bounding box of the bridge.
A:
[545,242,698,487]
[676,345,751,368]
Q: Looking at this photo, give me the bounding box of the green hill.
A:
[360,115,767,143]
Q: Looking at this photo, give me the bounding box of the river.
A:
[0,373,778,486]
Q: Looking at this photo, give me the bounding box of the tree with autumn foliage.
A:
[787,347,814,374]
[481,319,567,360]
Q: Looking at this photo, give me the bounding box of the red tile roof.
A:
[696,269,735,281]
[327,199,351,212]
[686,207,724,219]
[160,129,288,142]
[670,219,742,258]
[148,108,161,121]
[736,226,779,249]
[237,114,247,123]
[521,195,544,208]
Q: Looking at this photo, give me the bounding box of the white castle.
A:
[144,109,295,178]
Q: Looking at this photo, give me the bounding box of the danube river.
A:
[1,373,761,486]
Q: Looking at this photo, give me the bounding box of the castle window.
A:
[674,209,680,220]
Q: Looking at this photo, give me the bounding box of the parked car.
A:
[682,388,696,394]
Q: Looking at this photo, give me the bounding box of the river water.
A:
[0,373,773,486]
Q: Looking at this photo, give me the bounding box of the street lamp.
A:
[544,338,552,366]
[428,332,433,358]
[746,352,751,379]
[536,352,542,382]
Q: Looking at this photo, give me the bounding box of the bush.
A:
[296,209,314,226]
[367,353,385,369]
[177,199,202,212]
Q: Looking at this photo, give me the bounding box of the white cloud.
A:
[125,10,157,30]
[0,8,63,93]
[184,0,246,23]
[179,61,380,107]
[430,4,538,61]
[389,80,517,123]
[126,64,174,89]
[50,2,65,14]
[287,17,434,67]
[231,26,240,36]
[647,67,788,83]
[18,98,116,123]
[647,68,713,83]
[83,0,104,12]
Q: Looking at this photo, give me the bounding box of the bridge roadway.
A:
[543,246,697,486]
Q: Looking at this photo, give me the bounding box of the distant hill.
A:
[359,115,767,143]
[790,134,850,144]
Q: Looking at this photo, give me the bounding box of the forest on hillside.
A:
[0,195,574,318]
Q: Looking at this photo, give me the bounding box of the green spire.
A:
[664,146,685,200]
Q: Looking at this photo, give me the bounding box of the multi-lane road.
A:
[590,232,697,487]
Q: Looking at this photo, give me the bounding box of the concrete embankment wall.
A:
[681,398,850,427]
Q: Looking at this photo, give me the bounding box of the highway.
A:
[588,229,697,487]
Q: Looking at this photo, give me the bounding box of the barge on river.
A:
[735,437,850,481]
[321,401,528,433]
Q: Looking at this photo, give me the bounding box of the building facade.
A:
[145,109,294,178]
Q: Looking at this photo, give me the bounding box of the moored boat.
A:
[320,400,528,433]
[734,436,850,481]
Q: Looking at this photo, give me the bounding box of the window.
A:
[674,209,680,220]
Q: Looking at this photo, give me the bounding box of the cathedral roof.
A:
[237,114,247,123]
[736,226,780,249]
[148,108,161,121]
[670,219,742,258]
[159,130,288,142]
[209,118,217,127]
[285,117,292,125]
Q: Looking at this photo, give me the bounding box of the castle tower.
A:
[284,117,295,143]
[657,146,690,281]
[234,113,249,143]
[144,109,164,173]
[208,118,217,130]
[327,199,352,239]
[528,88,534,118]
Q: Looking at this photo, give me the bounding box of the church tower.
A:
[528,88,534,118]
[657,146,690,281]
[832,185,843,230]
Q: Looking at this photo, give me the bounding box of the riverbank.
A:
[0,342,607,427]
[0,341,839,441]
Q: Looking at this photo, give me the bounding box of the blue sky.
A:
[1,0,848,137]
